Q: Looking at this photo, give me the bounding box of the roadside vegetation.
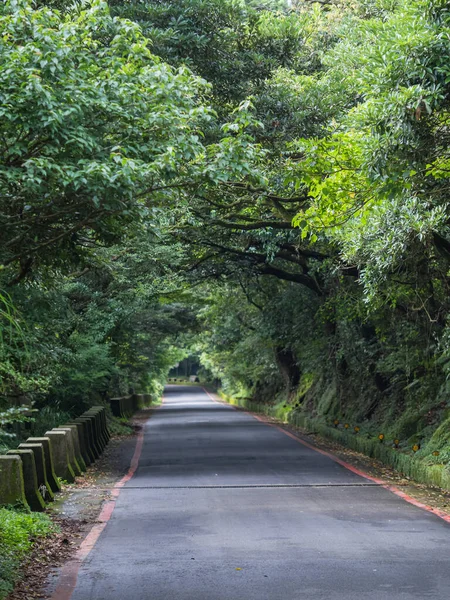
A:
[0,509,56,599]
[1,1,450,585]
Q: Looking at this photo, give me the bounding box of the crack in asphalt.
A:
[114,483,387,489]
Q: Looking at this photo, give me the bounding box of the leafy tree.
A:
[0,0,261,284]
[3,0,450,465]
[109,0,310,109]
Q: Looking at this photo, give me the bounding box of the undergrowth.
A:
[0,507,57,599]
[107,417,134,437]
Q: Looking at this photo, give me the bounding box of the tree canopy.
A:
[2,0,450,459]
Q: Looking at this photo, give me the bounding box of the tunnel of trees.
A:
[1,0,450,464]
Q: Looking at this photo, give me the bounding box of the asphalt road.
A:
[70,386,450,599]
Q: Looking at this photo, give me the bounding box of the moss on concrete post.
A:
[45,430,76,483]
[84,409,106,450]
[18,443,55,502]
[93,407,109,446]
[54,428,82,476]
[25,437,61,492]
[75,416,101,459]
[66,421,91,467]
[6,449,46,511]
[60,425,86,472]
[87,407,108,445]
[0,455,28,508]
[78,418,96,463]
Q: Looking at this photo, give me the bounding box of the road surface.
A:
[70,386,450,599]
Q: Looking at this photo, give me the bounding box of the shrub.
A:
[0,508,57,599]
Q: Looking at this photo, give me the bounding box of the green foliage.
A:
[1,0,450,493]
[0,508,56,599]
[0,0,262,280]
[107,417,134,437]
[0,405,38,453]
[175,0,450,480]
[0,0,266,422]
[110,0,308,109]
[30,406,72,437]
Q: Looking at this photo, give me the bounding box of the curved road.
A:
[70,386,450,599]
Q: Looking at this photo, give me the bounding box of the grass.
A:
[0,507,57,599]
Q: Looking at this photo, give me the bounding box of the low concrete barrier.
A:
[0,455,27,508]
[109,397,123,418]
[54,427,82,476]
[25,437,61,492]
[66,421,91,467]
[110,396,131,418]
[18,443,55,502]
[109,393,148,417]
[83,411,105,452]
[45,430,76,483]
[88,408,106,444]
[6,449,46,511]
[80,417,97,463]
[100,406,110,442]
[1,403,116,510]
[58,425,86,472]
[84,407,109,450]
[75,416,100,459]
[133,394,145,410]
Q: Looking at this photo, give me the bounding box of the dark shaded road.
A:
[71,386,450,599]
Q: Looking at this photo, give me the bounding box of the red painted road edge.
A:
[203,387,450,525]
[49,402,160,600]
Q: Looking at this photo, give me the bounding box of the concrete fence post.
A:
[81,411,102,451]
[109,398,122,418]
[74,416,98,460]
[59,425,86,472]
[83,408,107,450]
[0,455,28,508]
[45,430,76,483]
[66,421,92,467]
[25,437,61,492]
[18,443,55,502]
[54,428,82,476]
[101,407,110,442]
[87,406,109,444]
[6,449,46,511]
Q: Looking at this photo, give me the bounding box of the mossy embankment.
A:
[219,375,450,492]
